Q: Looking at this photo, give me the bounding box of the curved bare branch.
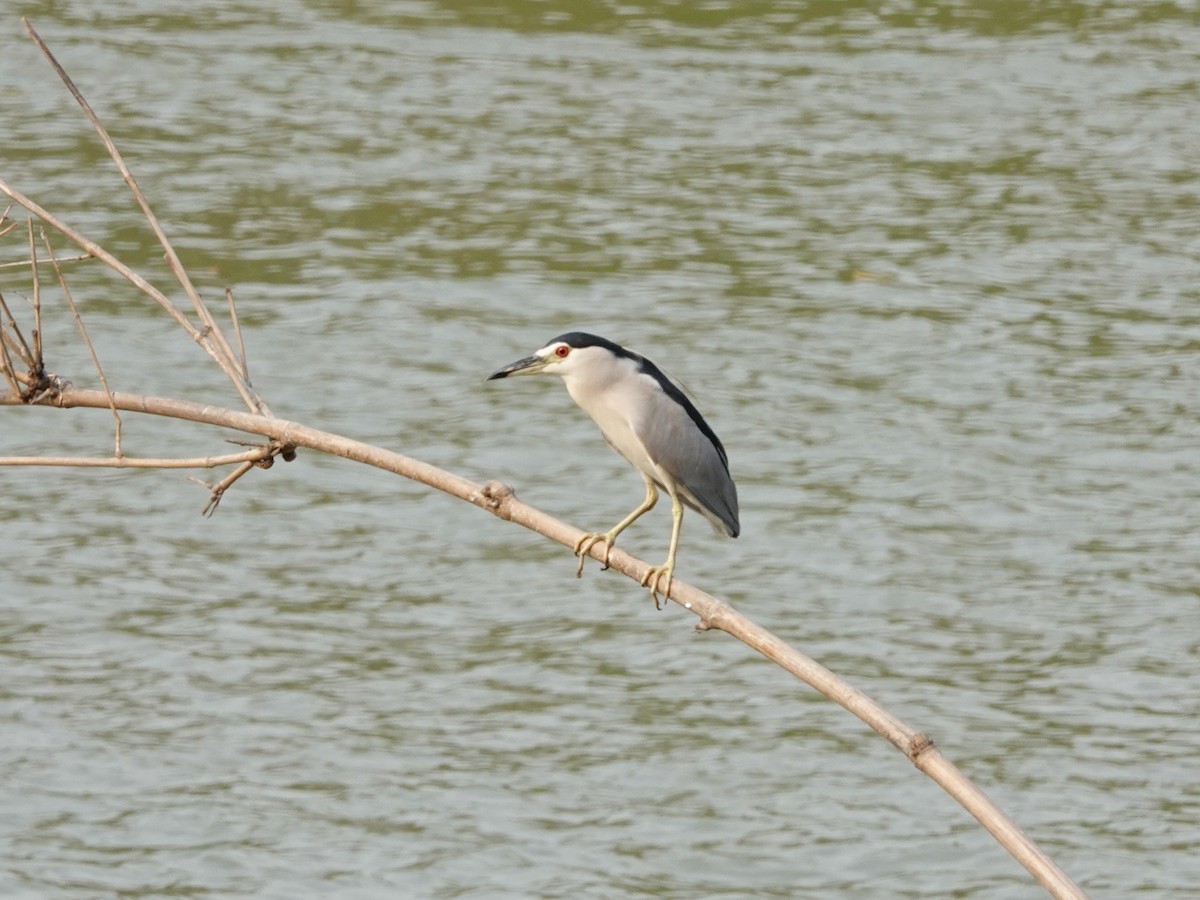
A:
[1,387,1087,900]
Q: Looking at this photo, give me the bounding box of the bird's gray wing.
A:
[639,396,739,537]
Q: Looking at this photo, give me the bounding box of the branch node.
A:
[909,731,938,764]
[476,480,515,511]
[257,439,297,466]
[27,372,71,404]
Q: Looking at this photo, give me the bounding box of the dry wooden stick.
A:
[0,180,261,412]
[0,199,275,504]
[0,290,35,369]
[0,291,22,398]
[19,18,262,417]
[0,362,17,398]
[0,202,17,238]
[225,288,250,383]
[161,254,256,409]
[0,447,272,468]
[6,21,282,505]
[41,229,123,454]
[25,221,43,369]
[0,286,44,402]
[0,386,1088,900]
[0,252,92,271]
[0,336,19,398]
[194,459,259,517]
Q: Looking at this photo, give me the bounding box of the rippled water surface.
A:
[3,2,1199,897]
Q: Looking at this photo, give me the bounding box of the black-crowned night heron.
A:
[487,332,739,607]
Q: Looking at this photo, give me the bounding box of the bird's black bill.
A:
[486,355,543,380]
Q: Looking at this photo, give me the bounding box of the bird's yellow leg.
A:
[575,478,658,577]
[641,491,684,609]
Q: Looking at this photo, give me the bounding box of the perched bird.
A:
[486,332,739,607]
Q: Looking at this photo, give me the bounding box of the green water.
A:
[2,2,1198,896]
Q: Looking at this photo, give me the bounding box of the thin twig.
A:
[0,290,35,367]
[5,366,33,386]
[0,285,42,401]
[0,176,262,412]
[1,331,33,373]
[226,287,249,382]
[0,447,273,468]
[0,201,17,239]
[161,253,258,411]
[26,220,42,370]
[0,330,19,398]
[194,459,257,517]
[42,229,122,455]
[0,252,92,270]
[0,288,20,397]
[21,18,266,419]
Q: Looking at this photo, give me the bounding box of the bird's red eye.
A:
[555,345,570,358]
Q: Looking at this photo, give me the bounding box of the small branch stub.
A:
[909,731,937,763]
[477,480,515,512]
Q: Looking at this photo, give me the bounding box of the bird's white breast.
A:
[561,354,672,488]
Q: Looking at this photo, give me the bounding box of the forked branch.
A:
[19,17,262,416]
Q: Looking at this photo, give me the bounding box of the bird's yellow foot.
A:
[640,562,674,610]
[574,532,615,578]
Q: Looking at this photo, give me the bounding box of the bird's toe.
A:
[573,532,613,578]
[640,564,674,610]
